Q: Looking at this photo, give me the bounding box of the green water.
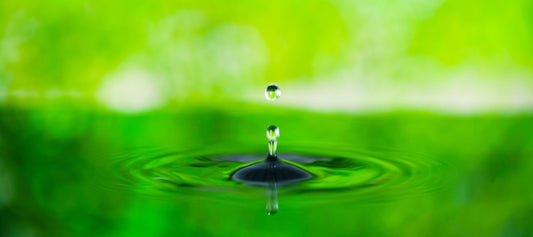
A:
[1,107,533,236]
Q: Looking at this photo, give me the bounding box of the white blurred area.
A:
[250,71,533,114]
[95,68,167,113]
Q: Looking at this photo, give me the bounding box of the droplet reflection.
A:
[266,182,278,215]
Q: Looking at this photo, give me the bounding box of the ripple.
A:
[103,145,453,204]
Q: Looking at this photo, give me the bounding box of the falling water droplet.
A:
[265,84,281,101]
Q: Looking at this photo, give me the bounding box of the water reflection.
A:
[266,182,278,215]
[230,123,312,214]
[231,155,312,214]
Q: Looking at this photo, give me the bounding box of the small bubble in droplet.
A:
[266,125,279,141]
[265,84,281,101]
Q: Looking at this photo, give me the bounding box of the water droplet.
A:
[265,84,281,101]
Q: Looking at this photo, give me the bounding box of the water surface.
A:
[0,108,532,236]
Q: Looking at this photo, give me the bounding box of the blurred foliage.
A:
[411,0,533,66]
[0,0,348,90]
[1,0,532,111]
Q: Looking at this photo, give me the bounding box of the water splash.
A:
[104,146,452,206]
[266,125,279,158]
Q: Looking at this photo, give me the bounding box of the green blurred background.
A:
[1,0,533,236]
[2,0,533,113]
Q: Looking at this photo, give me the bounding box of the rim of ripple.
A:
[101,144,454,204]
